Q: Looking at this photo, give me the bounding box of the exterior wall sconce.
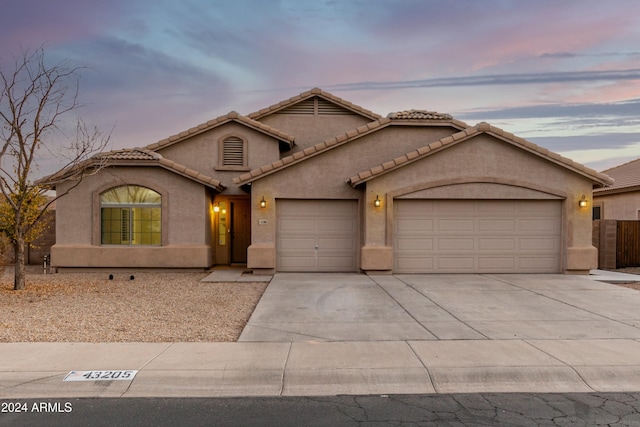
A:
[213,203,220,213]
[578,195,588,208]
[374,195,381,208]
[260,196,267,209]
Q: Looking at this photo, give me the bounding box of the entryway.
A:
[213,197,251,265]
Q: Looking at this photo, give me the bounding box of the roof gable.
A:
[248,87,382,121]
[233,113,468,185]
[348,122,613,188]
[40,148,226,192]
[145,111,295,152]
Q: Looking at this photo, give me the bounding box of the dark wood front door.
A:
[230,199,250,264]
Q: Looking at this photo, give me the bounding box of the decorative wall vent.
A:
[222,136,245,166]
[277,97,356,116]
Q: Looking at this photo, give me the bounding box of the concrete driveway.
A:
[239,273,640,342]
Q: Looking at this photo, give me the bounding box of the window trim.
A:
[93,182,168,246]
[216,133,250,171]
[100,185,162,246]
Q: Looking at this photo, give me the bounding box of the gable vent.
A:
[279,98,315,115]
[317,97,355,115]
[277,96,356,116]
[222,136,245,166]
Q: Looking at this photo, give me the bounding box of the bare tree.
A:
[0,47,110,290]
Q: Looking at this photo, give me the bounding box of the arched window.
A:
[100,185,161,245]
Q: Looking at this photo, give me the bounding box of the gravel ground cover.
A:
[0,267,267,342]
[2,266,639,342]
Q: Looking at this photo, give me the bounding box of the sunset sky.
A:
[2,0,640,176]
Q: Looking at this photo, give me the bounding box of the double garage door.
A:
[277,200,358,272]
[276,199,561,273]
[394,199,562,273]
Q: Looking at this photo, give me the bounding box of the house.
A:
[44,88,612,274]
[591,158,640,269]
[593,158,640,220]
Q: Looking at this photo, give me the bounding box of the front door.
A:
[230,199,251,264]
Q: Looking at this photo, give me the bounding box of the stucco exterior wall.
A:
[246,132,597,274]
[247,125,463,271]
[594,191,640,220]
[53,166,212,269]
[156,122,281,194]
[258,114,373,152]
[360,135,596,273]
[249,125,462,238]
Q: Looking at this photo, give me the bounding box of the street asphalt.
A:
[1,270,640,398]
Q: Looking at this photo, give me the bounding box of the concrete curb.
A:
[2,340,640,398]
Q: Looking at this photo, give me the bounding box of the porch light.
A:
[260,196,267,209]
[374,195,381,208]
[213,203,220,213]
[578,195,588,208]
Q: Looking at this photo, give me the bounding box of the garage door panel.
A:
[518,218,560,232]
[317,237,356,250]
[478,238,515,250]
[519,238,559,251]
[437,257,475,270]
[278,256,317,270]
[279,237,316,250]
[478,201,517,214]
[317,219,355,233]
[397,257,434,270]
[478,219,516,231]
[278,219,317,233]
[397,200,433,215]
[438,219,475,231]
[519,257,559,270]
[277,200,358,272]
[396,219,433,233]
[437,238,475,250]
[478,257,516,270]
[318,256,357,269]
[397,238,434,250]
[394,200,561,273]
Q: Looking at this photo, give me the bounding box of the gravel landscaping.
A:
[0,266,268,342]
[2,265,640,343]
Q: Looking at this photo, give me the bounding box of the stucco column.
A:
[361,189,393,273]
[247,184,276,274]
[566,192,598,274]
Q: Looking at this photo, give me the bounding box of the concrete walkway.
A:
[2,272,640,398]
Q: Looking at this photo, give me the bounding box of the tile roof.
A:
[594,158,640,194]
[387,110,453,120]
[233,113,468,186]
[347,122,614,188]
[145,111,295,152]
[247,87,383,121]
[39,148,225,191]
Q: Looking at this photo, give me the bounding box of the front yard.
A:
[0,267,267,342]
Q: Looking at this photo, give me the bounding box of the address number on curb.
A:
[64,370,139,381]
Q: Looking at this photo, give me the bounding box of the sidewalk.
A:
[2,339,640,398]
[2,271,640,398]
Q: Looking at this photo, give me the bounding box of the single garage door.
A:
[277,199,358,272]
[394,199,561,273]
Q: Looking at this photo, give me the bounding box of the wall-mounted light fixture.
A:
[260,196,267,209]
[578,195,588,208]
[374,194,381,208]
[213,203,220,213]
